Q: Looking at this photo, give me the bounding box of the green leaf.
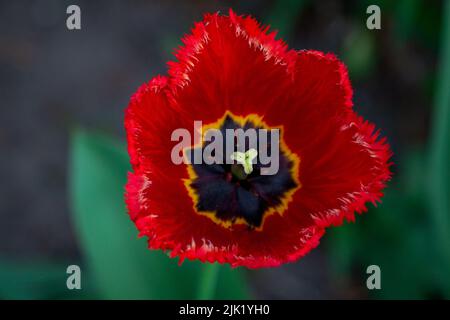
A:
[428,0,450,297]
[69,129,250,299]
[0,260,96,299]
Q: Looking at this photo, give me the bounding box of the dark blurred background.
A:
[0,0,449,299]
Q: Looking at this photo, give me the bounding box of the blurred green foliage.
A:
[342,29,377,80]
[357,0,442,46]
[0,130,251,300]
[327,0,450,299]
[68,129,250,299]
[0,260,96,299]
[267,0,309,40]
[328,152,449,299]
[428,0,450,295]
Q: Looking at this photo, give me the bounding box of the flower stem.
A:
[197,263,220,300]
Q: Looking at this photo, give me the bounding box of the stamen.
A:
[231,148,258,175]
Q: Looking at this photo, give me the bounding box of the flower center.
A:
[184,112,300,230]
[230,149,258,178]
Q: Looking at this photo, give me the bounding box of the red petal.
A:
[125,75,192,178]
[167,10,297,123]
[262,51,392,229]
